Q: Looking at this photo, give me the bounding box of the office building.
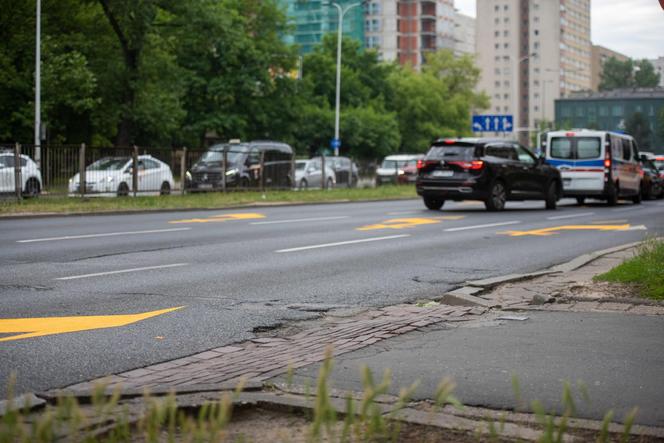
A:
[591,45,629,91]
[476,0,592,140]
[453,11,476,57]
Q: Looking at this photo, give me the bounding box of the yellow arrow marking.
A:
[0,307,183,342]
[501,224,631,237]
[169,213,266,224]
[357,216,463,231]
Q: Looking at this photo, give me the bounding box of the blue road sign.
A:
[330,138,341,150]
[472,115,514,132]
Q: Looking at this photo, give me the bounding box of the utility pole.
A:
[35,0,41,168]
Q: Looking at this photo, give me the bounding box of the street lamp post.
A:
[326,1,364,157]
[35,0,41,167]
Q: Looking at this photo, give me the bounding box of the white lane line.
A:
[444,221,521,232]
[276,234,411,253]
[56,263,189,281]
[18,228,192,243]
[251,216,349,225]
[611,206,639,212]
[547,212,595,221]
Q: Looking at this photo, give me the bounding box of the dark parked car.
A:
[313,156,359,187]
[186,141,293,191]
[416,138,562,211]
[639,157,664,199]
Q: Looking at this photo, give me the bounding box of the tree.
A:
[625,112,651,150]
[599,57,660,91]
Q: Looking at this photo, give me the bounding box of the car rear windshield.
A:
[427,145,477,161]
[381,159,409,169]
[550,137,601,160]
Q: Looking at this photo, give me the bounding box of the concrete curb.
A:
[0,196,418,220]
[438,240,647,308]
[0,393,46,416]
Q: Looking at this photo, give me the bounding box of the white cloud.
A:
[452,0,664,59]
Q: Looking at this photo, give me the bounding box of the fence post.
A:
[180,147,187,196]
[222,149,227,193]
[394,161,399,185]
[132,145,138,197]
[259,150,265,193]
[321,155,326,190]
[14,143,22,202]
[79,143,86,197]
[349,157,353,189]
[290,153,296,190]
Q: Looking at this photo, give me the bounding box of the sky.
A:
[454,0,664,59]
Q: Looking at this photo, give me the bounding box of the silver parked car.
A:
[295,159,336,190]
[0,153,42,197]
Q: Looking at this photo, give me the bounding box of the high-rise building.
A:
[476,0,592,140]
[452,11,476,57]
[277,0,365,54]
[591,45,629,91]
[364,0,456,68]
[649,56,664,88]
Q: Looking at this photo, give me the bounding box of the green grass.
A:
[594,238,664,300]
[0,186,417,216]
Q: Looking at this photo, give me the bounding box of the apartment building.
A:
[591,45,629,91]
[453,11,476,57]
[476,0,591,140]
[649,56,664,88]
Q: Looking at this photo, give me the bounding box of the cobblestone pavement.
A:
[58,245,663,396]
[483,247,664,315]
[60,304,486,395]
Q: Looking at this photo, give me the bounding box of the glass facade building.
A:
[277,0,365,54]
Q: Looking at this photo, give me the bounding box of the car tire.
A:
[606,182,618,206]
[485,180,507,211]
[545,181,558,210]
[160,182,171,196]
[299,179,308,190]
[23,178,40,198]
[632,186,642,204]
[576,197,585,205]
[117,183,130,197]
[423,197,444,210]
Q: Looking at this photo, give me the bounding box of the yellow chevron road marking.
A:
[0,307,183,342]
[501,224,632,237]
[169,213,265,224]
[357,216,464,231]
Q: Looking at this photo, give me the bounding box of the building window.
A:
[495,31,500,37]
[611,105,623,116]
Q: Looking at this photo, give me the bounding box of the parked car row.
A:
[415,130,663,212]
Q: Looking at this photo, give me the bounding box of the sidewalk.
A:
[47,242,664,440]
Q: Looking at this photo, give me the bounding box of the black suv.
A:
[416,138,562,211]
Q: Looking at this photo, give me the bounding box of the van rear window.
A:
[427,145,477,161]
[550,137,601,160]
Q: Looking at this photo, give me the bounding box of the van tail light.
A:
[448,160,484,170]
[604,150,611,168]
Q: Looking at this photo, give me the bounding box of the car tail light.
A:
[416,159,425,169]
[448,160,484,170]
[417,160,440,169]
[444,139,455,144]
[566,132,575,137]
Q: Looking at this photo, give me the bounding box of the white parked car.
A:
[0,153,42,197]
[375,154,422,186]
[295,159,336,189]
[68,155,174,196]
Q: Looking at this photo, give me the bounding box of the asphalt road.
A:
[1,197,663,396]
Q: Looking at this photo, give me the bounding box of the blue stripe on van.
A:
[545,159,604,167]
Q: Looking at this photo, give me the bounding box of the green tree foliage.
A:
[0,1,487,160]
[625,112,652,150]
[599,57,661,91]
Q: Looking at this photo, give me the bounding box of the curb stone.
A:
[0,393,46,416]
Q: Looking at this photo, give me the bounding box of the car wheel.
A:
[117,183,130,197]
[632,186,642,204]
[423,197,444,210]
[299,179,308,190]
[485,180,507,211]
[606,182,618,206]
[545,181,558,210]
[23,178,40,198]
[160,182,171,196]
[576,197,585,205]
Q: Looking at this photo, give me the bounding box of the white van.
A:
[542,130,642,205]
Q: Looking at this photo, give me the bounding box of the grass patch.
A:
[594,239,664,300]
[0,186,417,216]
